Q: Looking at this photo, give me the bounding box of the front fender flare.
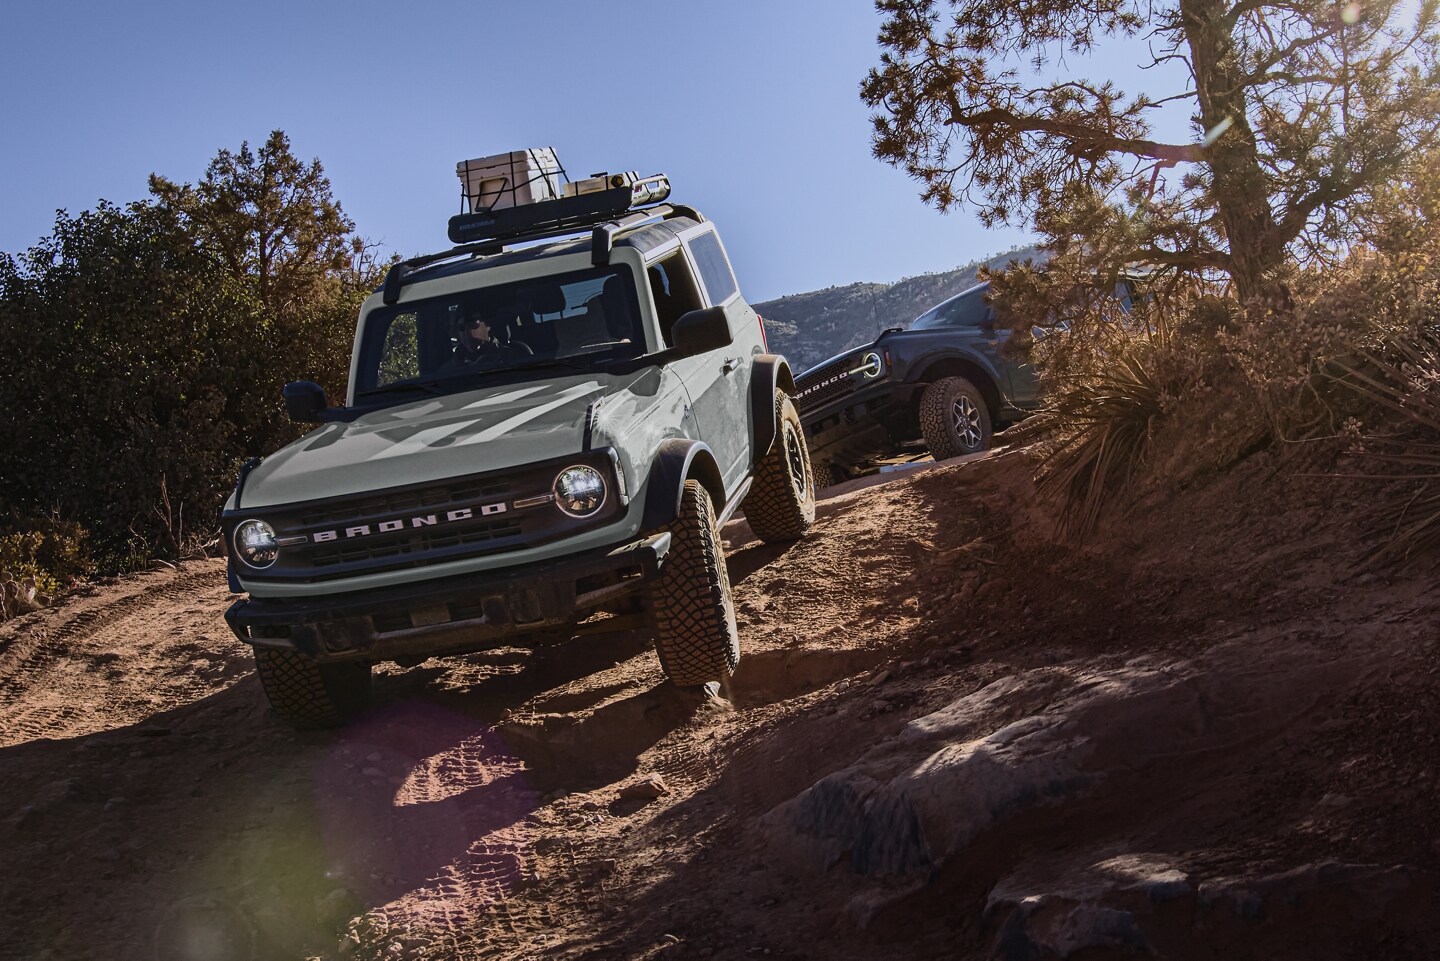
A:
[898,345,1007,389]
[749,354,795,469]
[641,439,727,532]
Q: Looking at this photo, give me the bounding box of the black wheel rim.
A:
[783,423,807,494]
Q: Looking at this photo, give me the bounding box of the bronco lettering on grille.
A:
[311,502,508,543]
[795,372,850,400]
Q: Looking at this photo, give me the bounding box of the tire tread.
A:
[919,376,992,459]
[254,647,371,728]
[742,390,816,543]
[651,481,740,685]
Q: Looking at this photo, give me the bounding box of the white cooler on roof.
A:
[456,148,563,212]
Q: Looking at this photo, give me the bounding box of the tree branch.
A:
[945,99,1205,163]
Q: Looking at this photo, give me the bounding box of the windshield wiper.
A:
[502,357,596,374]
[358,358,612,399]
[356,379,450,398]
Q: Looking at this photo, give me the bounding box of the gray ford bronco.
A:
[221,170,816,726]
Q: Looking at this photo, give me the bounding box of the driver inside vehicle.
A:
[451,307,530,368]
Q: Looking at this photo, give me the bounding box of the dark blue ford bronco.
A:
[792,281,1038,484]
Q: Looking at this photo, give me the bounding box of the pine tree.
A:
[863,0,1440,307]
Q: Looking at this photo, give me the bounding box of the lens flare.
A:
[1201,115,1236,148]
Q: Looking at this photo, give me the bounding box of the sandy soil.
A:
[2,446,1437,961]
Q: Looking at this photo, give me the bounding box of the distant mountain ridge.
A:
[754,246,1040,373]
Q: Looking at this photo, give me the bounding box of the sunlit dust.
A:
[154,898,256,961]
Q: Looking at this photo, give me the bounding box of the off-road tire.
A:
[920,376,992,460]
[811,460,833,493]
[741,390,816,543]
[651,480,740,686]
[254,647,372,727]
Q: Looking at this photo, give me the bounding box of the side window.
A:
[912,303,942,327]
[911,286,994,330]
[687,231,738,305]
[647,251,705,346]
[376,313,420,385]
[939,292,991,327]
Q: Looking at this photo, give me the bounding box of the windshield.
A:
[355,265,644,396]
[910,283,995,330]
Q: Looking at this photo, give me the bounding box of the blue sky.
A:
[1,1,1177,303]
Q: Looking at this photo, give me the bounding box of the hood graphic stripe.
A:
[367,420,473,460]
[461,382,602,446]
[366,383,598,463]
[460,384,549,410]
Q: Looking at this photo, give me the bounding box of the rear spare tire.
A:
[651,480,740,686]
[741,389,816,543]
[254,647,371,727]
[920,376,992,459]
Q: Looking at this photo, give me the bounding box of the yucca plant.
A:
[1336,333,1440,566]
[1017,343,1173,539]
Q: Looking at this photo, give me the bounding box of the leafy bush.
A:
[0,513,92,596]
[0,132,372,578]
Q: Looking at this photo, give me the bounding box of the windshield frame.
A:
[351,262,648,402]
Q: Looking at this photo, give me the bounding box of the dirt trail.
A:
[2,449,1437,960]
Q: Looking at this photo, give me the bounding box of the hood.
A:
[240,373,627,508]
[798,341,885,382]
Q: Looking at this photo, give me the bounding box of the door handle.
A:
[721,356,741,375]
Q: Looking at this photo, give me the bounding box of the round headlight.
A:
[234,519,279,569]
[553,465,607,517]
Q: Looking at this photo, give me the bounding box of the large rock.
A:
[984,858,1433,960]
[761,665,1203,886]
[759,645,1433,954]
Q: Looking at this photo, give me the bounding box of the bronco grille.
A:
[297,479,513,528]
[309,517,526,569]
[795,353,867,412]
[229,453,623,583]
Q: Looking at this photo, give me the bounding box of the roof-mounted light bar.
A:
[446,172,673,246]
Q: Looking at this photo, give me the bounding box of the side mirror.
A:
[671,306,733,358]
[283,381,329,424]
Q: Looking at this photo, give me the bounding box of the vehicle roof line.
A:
[379,202,704,305]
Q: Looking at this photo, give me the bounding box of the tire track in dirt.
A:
[320,709,576,960]
[334,471,961,959]
[5,456,1033,961]
[0,560,241,746]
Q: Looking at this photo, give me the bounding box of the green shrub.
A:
[0,202,363,573]
[0,513,93,596]
[0,132,374,576]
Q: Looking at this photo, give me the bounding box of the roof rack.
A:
[379,196,703,305]
[448,184,636,245]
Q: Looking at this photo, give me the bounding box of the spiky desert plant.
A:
[1337,334,1440,566]
[1018,343,1174,539]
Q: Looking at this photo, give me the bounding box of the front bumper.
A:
[224,530,671,663]
[800,381,918,465]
